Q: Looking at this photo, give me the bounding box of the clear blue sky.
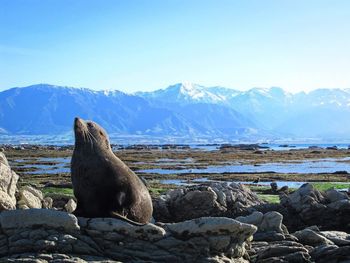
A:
[1,0,350,93]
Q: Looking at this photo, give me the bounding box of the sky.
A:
[1,0,350,93]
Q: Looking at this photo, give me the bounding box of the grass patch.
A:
[41,187,74,197]
[149,187,169,197]
[311,182,350,191]
[257,194,280,204]
[249,185,270,192]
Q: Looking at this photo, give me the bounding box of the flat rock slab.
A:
[87,217,166,241]
[0,209,80,232]
[166,217,257,239]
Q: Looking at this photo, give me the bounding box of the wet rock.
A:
[0,152,19,210]
[153,182,265,222]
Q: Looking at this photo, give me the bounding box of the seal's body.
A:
[71,117,153,224]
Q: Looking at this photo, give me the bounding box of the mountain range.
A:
[1,82,350,140]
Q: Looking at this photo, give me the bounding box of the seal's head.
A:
[74,117,111,152]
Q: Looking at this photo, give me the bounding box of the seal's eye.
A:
[99,131,104,136]
[87,123,93,128]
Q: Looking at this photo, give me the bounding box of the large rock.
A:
[0,209,256,262]
[319,231,350,246]
[17,185,43,209]
[249,240,311,262]
[166,216,256,240]
[293,228,334,246]
[236,211,285,234]
[87,217,166,241]
[236,211,293,243]
[0,209,80,233]
[153,182,265,222]
[324,189,349,203]
[0,152,18,210]
[310,244,350,263]
[280,183,350,231]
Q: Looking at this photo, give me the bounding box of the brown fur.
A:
[71,117,153,224]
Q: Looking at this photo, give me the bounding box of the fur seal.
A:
[71,117,153,224]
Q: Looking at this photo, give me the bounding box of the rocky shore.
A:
[0,151,349,262]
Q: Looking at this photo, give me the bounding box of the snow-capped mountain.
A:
[1,83,350,140]
[136,82,238,106]
[137,83,350,139]
[0,84,257,137]
[0,84,198,135]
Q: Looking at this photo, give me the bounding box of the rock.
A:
[18,186,43,209]
[0,209,80,232]
[319,231,350,246]
[327,199,350,210]
[236,211,264,226]
[87,217,166,241]
[153,182,265,222]
[1,206,349,262]
[0,153,19,210]
[236,211,284,234]
[259,211,284,233]
[42,197,53,209]
[293,229,334,246]
[271,182,278,192]
[280,183,325,213]
[253,231,286,242]
[324,189,349,203]
[166,217,257,239]
[0,190,16,211]
[251,241,310,262]
[64,199,77,213]
[0,152,9,166]
[279,186,289,194]
[280,183,350,231]
[310,244,350,263]
[326,146,338,150]
[1,253,117,262]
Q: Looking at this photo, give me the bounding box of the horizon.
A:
[1,1,350,93]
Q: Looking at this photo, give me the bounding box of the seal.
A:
[71,117,153,224]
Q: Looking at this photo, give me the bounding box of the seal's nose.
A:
[74,117,83,127]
